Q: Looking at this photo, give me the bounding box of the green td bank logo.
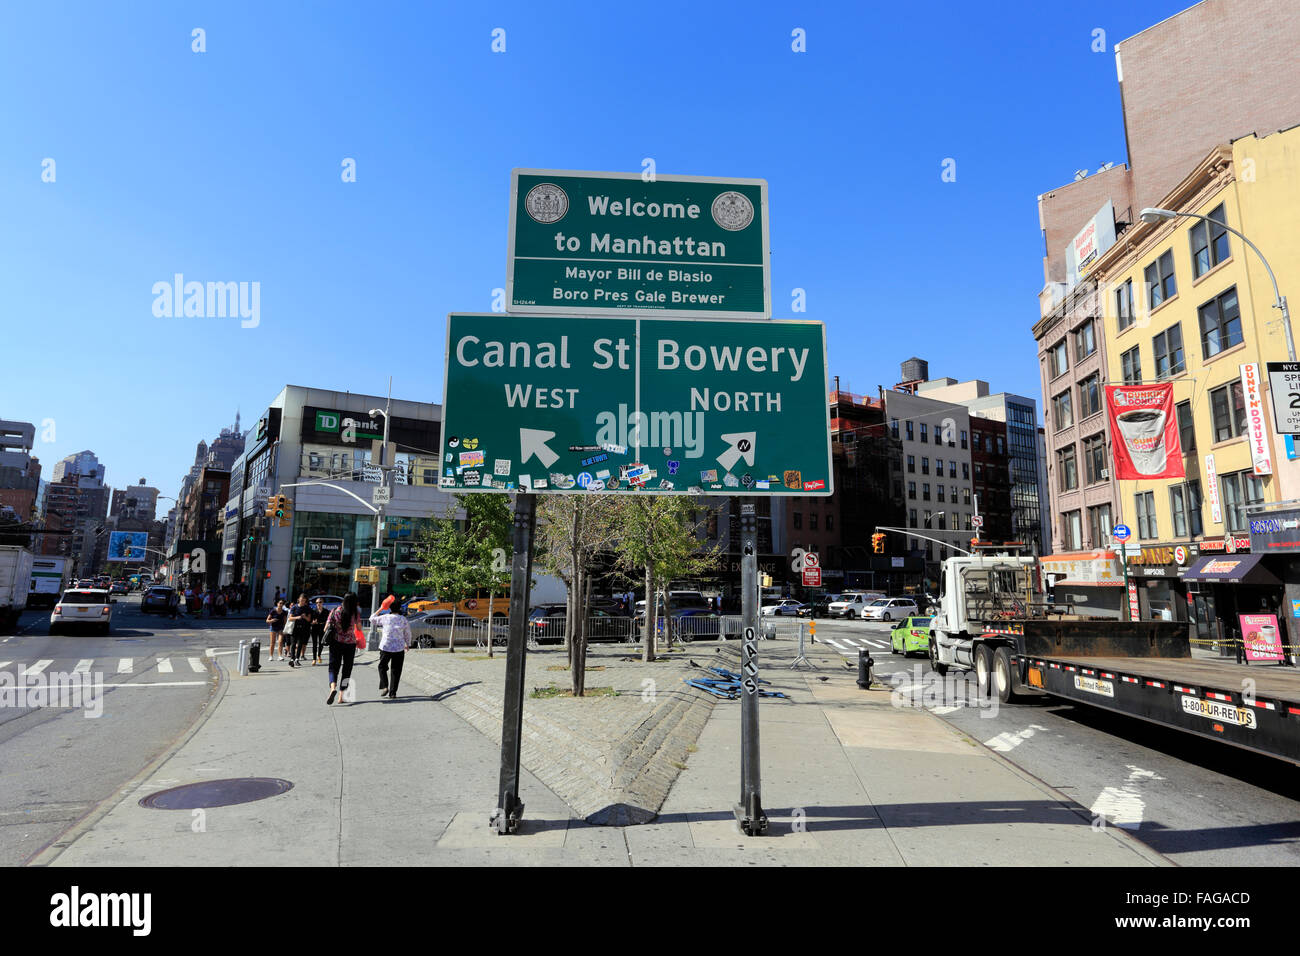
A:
[316,411,341,432]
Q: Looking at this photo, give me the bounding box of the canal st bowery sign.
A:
[506,169,770,319]
[439,313,831,496]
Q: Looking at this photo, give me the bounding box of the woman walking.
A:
[326,592,364,705]
[265,599,288,663]
[310,596,328,665]
[373,594,412,699]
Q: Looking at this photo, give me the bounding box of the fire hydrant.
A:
[857,648,874,690]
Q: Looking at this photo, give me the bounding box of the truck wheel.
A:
[974,644,993,699]
[929,638,948,676]
[994,646,1022,703]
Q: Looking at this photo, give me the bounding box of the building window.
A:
[1135,491,1157,540]
[1062,511,1082,550]
[1121,346,1142,384]
[908,481,916,500]
[1169,484,1189,537]
[907,455,915,473]
[1153,323,1185,378]
[1176,400,1195,452]
[909,509,917,528]
[1083,433,1107,484]
[1116,279,1135,332]
[920,423,928,443]
[1087,504,1112,548]
[809,513,818,531]
[1057,445,1078,491]
[1185,481,1203,537]
[1220,471,1265,533]
[826,515,833,531]
[1052,392,1073,431]
[951,485,957,503]
[1049,340,1069,378]
[906,421,914,441]
[922,457,931,475]
[923,483,931,501]
[963,513,972,531]
[937,514,947,530]
[962,487,971,505]
[962,462,969,480]
[793,512,802,529]
[1078,373,1102,418]
[947,430,955,448]
[1190,204,1229,278]
[893,479,903,499]
[936,458,944,475]
[1074,321,1097,361]
[960,430,968,449]
[1210,381,1246,442]
[937,485,945,503]
[1199,287,1243,359]
[1145,249,1177,310]
[923,510,932,527]
[890,418,900,439]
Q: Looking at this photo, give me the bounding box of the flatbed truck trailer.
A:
[930,552,1300,765]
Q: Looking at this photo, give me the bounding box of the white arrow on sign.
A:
[520,428,559,468]
[717,432,756,472]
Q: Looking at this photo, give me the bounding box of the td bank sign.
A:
[307,408,383,444]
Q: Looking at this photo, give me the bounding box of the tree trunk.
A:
[487,592,494,657]
[575,570,592,697]
[643,565,655,662]
[448,604,456,653]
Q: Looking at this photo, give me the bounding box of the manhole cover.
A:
[139,777,293,809]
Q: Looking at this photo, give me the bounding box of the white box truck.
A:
[0,545,36,633]
[26,555,68,610]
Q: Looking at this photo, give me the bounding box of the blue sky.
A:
[0,0,1192,501]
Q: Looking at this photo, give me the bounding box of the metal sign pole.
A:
[492,492,536,835]
[735,501,767,835]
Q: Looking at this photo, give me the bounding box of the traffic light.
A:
[265,494,277,521]
[760,573,773,588]
[872,532,885,554]
[274,494,293,528]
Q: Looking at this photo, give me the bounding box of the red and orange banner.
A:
[1105,384,1185,480]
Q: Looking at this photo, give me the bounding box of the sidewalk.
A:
[40,635,1170,866]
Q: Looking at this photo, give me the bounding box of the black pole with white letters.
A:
[735,500,767,835]
[492,492,536,835]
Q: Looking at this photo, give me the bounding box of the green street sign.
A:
[439,313,831,496]
[507,169,770,319]
[370,547,391,566]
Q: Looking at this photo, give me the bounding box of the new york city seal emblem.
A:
[525,183,569,223]
[711,190,754,231]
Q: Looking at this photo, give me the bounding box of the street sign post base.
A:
[734,799,768,836]
[490,800,525,836]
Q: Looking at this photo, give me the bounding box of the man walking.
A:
[373,594,411,699]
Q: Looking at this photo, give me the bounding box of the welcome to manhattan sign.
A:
[439,313,830,496]
[506,169,770,319]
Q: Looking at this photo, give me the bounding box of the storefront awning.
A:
[1182,554,1279,585]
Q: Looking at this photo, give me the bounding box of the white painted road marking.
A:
[984,724,1049,753]
[188,657,204,672]
[157,658,173,673]
[73,659,93,673]
[1090,765,1164,830]
[118,658,132,673]
[21,660,53,677]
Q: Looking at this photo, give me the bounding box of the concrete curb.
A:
[403,656,716,825]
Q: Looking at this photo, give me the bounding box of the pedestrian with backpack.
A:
[325,592,364,705]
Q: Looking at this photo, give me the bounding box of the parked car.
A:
[528,604,634,644]
[761,598,804,617]
[50,588,113,635]
[141,585,177,615]
[890,616,933,656]
[802,594,841,618]
[863,598,919,622]
[408,609,503,648]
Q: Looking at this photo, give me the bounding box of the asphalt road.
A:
[0,594,252,865]
[808,615,1300,866]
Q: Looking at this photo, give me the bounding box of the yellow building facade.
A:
[1088,126,1300,640]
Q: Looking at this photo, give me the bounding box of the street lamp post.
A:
[367,390,393,649]
[1139,207,1293,360]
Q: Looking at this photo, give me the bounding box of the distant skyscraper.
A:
[52,450,104,485]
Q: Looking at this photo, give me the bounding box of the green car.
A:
[890,616,933,656]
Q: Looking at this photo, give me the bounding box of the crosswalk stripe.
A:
[118,658,132,673]
[22,660,52,677]
[188,657,204,672]
[0,662,10,669]
[74,659,93,673]
[157,658,173,673]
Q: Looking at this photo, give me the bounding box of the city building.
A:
[0,420,41,526]
[51,450,103,486]
[210,386,458,607]
[1088,127,1300,641]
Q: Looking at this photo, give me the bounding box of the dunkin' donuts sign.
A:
[1105,384,1185,480]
